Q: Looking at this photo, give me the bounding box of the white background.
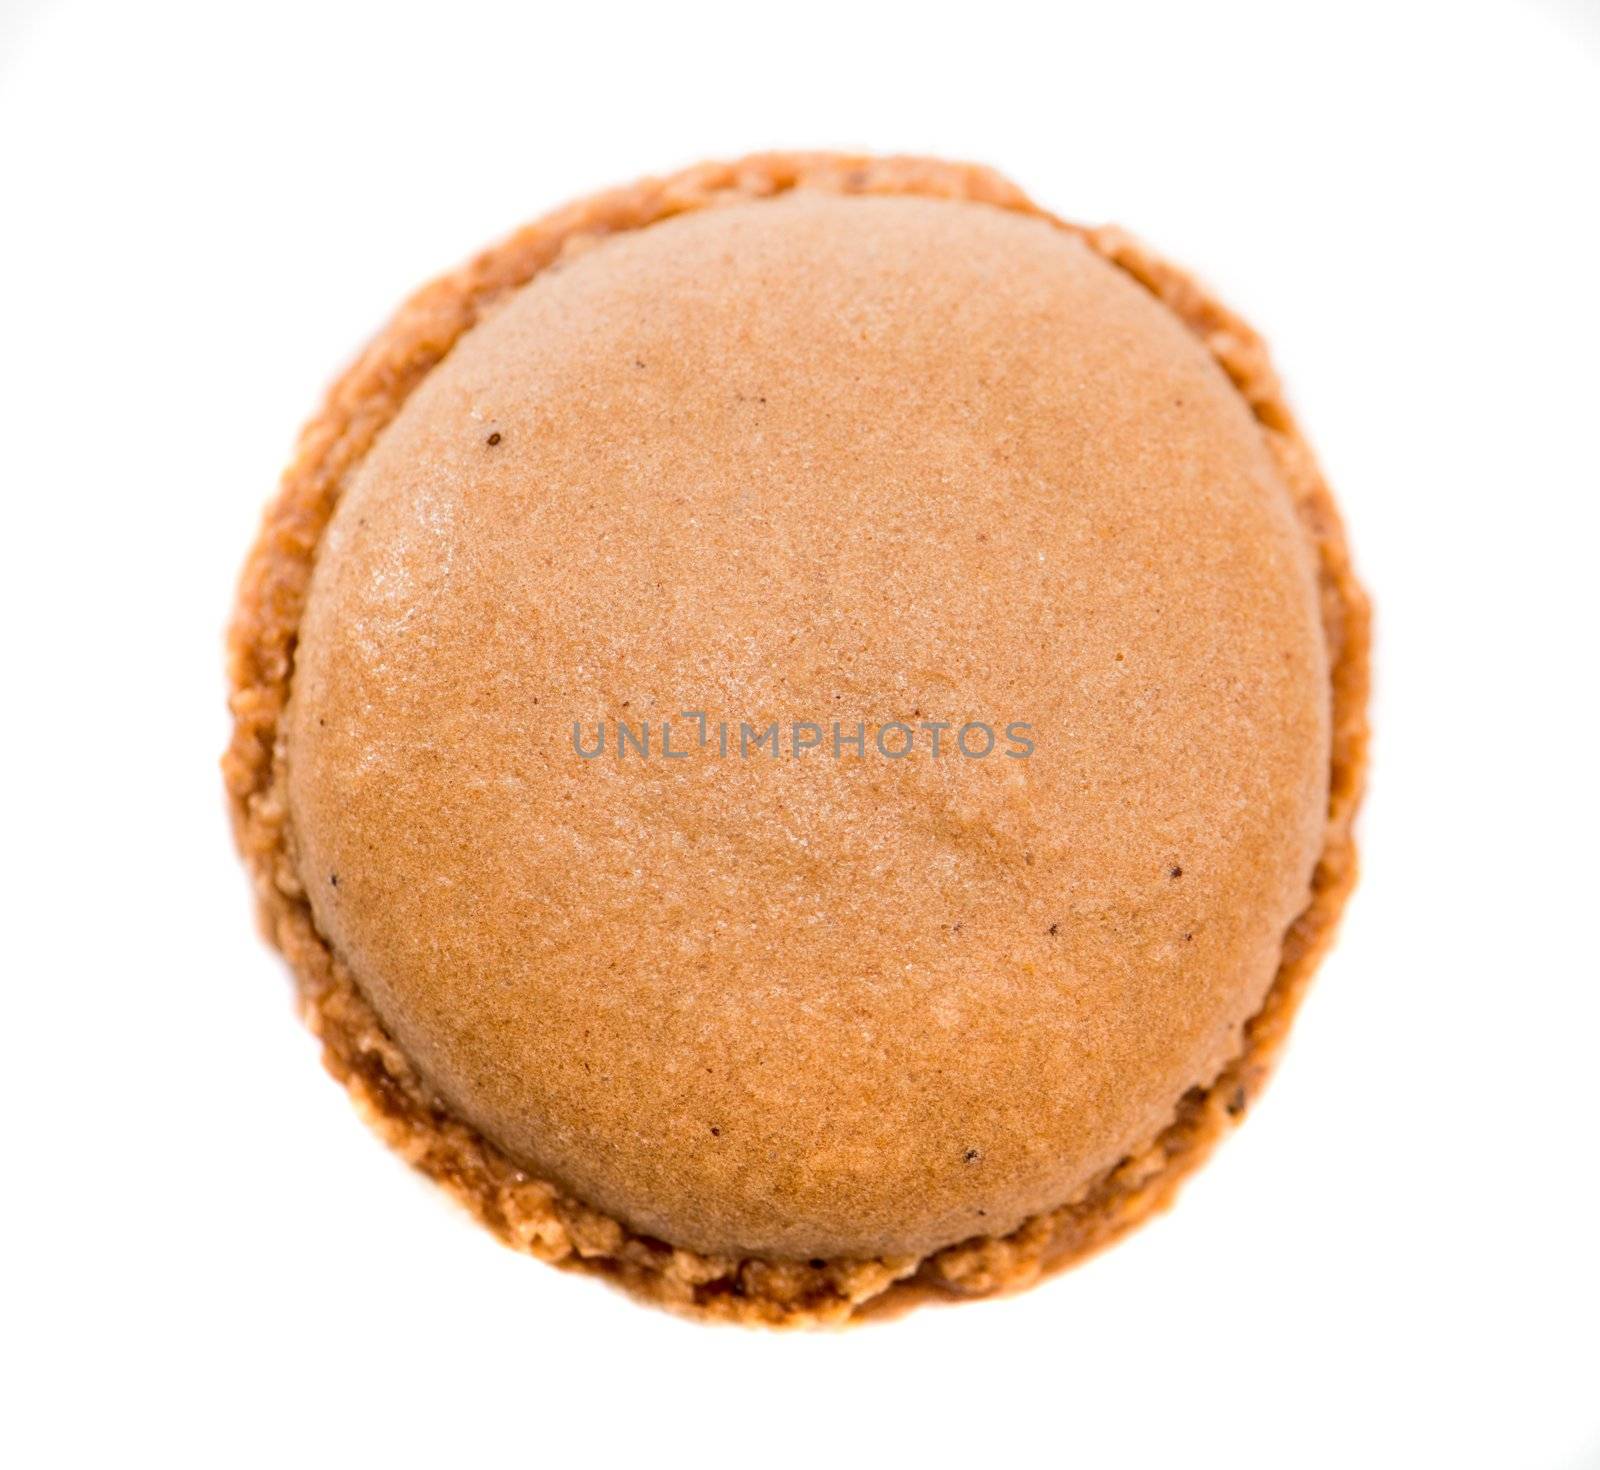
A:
[3,2,1597,1466]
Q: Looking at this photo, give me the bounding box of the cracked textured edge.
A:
[223,151,1371,1327]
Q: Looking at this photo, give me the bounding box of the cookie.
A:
[225,153,1369,1324]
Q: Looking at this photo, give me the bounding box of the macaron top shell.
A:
[284,189,1331,1261]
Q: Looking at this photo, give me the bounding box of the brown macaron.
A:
[226,153,1368,1324]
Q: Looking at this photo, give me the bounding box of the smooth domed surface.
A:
[286,191,1330,1260]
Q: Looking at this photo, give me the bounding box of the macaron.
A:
[226,153,1368,1324]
